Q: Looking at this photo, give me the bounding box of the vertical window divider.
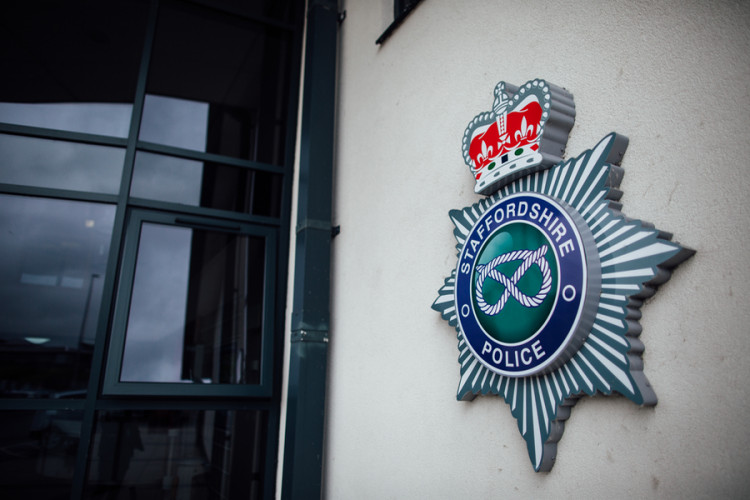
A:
[70,1,161,497]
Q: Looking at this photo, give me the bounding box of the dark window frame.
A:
[103,209,278,398]
[375,0,424,45]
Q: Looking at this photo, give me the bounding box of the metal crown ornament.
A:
[433,78,694,472]
[462,79,575,195]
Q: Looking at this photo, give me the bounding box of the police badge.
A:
[432,79,694,471]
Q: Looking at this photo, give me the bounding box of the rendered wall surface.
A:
[302,0,749,497]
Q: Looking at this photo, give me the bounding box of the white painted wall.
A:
[313,0,750,497]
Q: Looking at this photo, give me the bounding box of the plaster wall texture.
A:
[316,0,750,497]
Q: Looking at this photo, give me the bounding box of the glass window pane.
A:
[130,152,204,206]
[0,410,83,499]
[141,2,294,164]
[130,151,282,216]
[0,195,115,398]
[0,1,149,136]
[0,134,125,194]
[86,410,267,499]
[138,95,209,151]
[120,223,266,385]
[252,170,284,217]
[0,102,133,138]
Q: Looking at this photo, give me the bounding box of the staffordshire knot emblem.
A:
[475,244,552,315]
[433,79,694,471]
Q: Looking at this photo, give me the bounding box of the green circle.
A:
[472,223,558,344]
[514,148,524,156]
[488,162,496,170]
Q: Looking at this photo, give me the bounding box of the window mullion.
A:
[70,1,161,498]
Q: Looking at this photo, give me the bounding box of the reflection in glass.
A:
[252,170,284,217]
[0,195,115,398]
[130,152,204,206]
[0,410,83,498]
[0,102,132,138]
[0,134,125,194]
[144,2,293,163]
[138,95,209,152]
[0,1,149,135]
[86,410,267,499]
[120,223,265,385]
[130,151,283,216]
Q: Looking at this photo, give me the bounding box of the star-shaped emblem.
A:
[432,129,693,471]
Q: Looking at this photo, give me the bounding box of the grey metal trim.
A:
[0,123,130,147]
[290,329,330,343]
[281,0,338,498]
[136,140,287,174]
[0,183,119,204]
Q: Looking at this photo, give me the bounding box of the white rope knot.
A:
[475,245,552,316]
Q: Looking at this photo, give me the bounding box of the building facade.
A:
[323,0,749,498]
[1,0,750,499]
